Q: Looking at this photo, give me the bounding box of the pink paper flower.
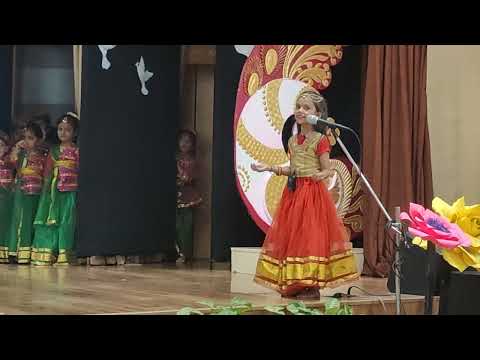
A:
[400,203,471,249]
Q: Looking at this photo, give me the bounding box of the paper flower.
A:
[431,197,480,271]
[433,197,480,237]
[400,203,471,249]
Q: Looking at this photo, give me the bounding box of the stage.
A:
[0,262,438,315]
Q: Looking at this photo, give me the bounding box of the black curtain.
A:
[0,46,12,132]
[322,45,364,163]
[77,45,180,257]
[212,46,264,262]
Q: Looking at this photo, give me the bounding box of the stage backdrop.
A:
[0,46,12,132]
[212,45,364,261]
[212,46,264,262]
[77,45,180,257]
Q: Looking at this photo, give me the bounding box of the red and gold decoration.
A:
[233,45,364,240]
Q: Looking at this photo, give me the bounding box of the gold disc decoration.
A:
[328,159,354,218]
[265,175,288,219]
[265,49,278,75]
[248,72,260,96]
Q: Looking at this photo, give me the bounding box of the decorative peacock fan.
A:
[234,45,354,233]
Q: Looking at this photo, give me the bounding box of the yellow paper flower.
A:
[412,237,428,250]
[428,197,480,271]
[442,246,479,272]
[411,236,474,271]
[433,197,480,237]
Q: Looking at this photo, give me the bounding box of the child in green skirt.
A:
[5,122,48,264]
[0,131,14,263]
[31,113,80,266]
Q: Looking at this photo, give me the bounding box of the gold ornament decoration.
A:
[265,48,278,75]
[265,175,288,219]
[236,119,289,166]
[248,72,260,96]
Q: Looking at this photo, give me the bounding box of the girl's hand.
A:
[251,163,270,173]
[312,171,330,182]
[15,141,25,151]
[10,142,22,160]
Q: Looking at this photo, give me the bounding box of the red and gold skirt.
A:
[254,177,359,296]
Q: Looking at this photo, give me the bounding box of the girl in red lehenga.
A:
[251,91,359,299]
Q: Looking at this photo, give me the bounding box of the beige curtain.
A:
[427,45,480,204]
[73,45,82,116]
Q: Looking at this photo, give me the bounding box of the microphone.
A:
[305,114,362,150]
[305,115,351,131]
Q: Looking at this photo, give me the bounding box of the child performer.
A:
[31,113,80,266]
[251,91,358,299]
[176,130,202,263]
[5,122,48,264]
[0,131,14,263]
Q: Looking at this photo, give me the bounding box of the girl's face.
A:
[24,130,40,150]
[58,121,75,144]
[178,134,194,154]
[0,140,8,158]
[294,96,318,125]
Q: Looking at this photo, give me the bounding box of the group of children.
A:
[0,111,201,266]
[0,112,80,266]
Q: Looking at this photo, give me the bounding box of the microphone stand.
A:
[327,127,405,315]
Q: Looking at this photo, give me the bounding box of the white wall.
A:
[427,45,480,204]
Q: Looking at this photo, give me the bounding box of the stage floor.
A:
[0,262,436,315]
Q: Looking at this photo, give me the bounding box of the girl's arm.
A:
[251,163,292,176]
[312,135,334,182]
[42,152,54,178]
[312,152,334,181]
[9,141,23,164]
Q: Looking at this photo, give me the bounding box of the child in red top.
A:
[251,91,359,299]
